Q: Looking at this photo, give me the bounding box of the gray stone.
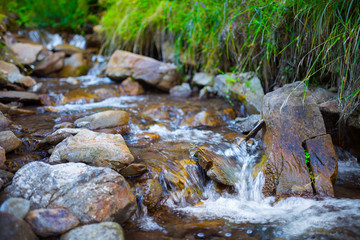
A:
[169,83,192,98]
[235,114,261,133]
[8,42,44,65]
[0,170,14,189]
[214,72,264,114]
[0,130,22,153]
[0,212,39,240]
[49,129,134,170]
[0,111,11,130]
[0,197,30,219]
[60,222,124,240]
[192,72,214,86]
[199,86,215,100]
[25,208,80,237]
[106,50,180,91]
[5,162,137,224]
[0,91,40,103]
[74,110,129,130]
[0,60,36,88]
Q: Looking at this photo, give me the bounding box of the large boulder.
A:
[8,42,44,65]
[49,129,134,170]
[214,72,264,114]
[5,162,137,224]
[105,50,180,91]
[74,110,129,130]
[261,82,338,198]
[0,60,36,88]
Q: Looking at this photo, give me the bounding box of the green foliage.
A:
[5,0,98,32]
[101,0,360,118]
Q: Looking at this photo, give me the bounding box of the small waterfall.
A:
[69,35,86,49]
[22,30,63,50]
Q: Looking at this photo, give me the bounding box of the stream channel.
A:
[4,31,360,240]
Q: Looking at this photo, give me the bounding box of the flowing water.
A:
[5,32,360,239]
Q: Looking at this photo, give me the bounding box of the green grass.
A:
[4,0,99,32]
[100,0,360,118]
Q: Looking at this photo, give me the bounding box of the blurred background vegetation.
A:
[0,0,359,117]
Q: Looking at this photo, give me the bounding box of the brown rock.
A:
[0,146,5,168]
[0,60,36,88]
[8,42,44,65]
[118,77,145,96]
[94,125,130,135]
[74,110,129,130]
[0,212,39,240]
[262,82,337,198]
[192,146,238,186]
[305,134,338,197]
[92,87,120,99]
[0,91,40,104]
[181,110,225,127]
[119,163,147,177]
[34,50,65,76]
[0,170,14,189]
[53,44,84,55]
[49,129,134,170]
[25,208,80,237]
[129,132,161,148]
[136,179,163,211]
[142,105,170,120]
[105,50,180,91]
[5,162,137,224]
[0,131,21,153]
[61,89,99,104]
[58,53,89,77]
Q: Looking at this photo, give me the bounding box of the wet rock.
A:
[53,44,84,55]
[54,122,76,130]
[25,208,80,237]
[0,197,30,219]
[192,72,214,86]
[34,51,65,76]
[136,179,163,211]
[214,72,264,114]
[142,105,170,121]
[5,162,137,224]
[305,134,338,197]
[192,146,238,186]
[0,170,14,189]
[8,42,44,65]
[118,77,145,96]
[129,132,161,148]
[0,131,21,152]
[0,91,40,104]
[92,87,120,99]
[106,50,180,91]
[170,83,192,98]
[261,82,337,198]
[44,128,83,146]
[74,110,129,130]
[61,89,99,104]
[60,222,124,240]
[58,53,89,77]
[0,212,39,240]
[0,111,11,130]
[0,60,36,88]
[94,125,130,135]
[0,146,4,167]
[181,110,225,127]
[119,163,147,177]
[49,129,134,170]
[235,114,261,133]
[199,86,215,100]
